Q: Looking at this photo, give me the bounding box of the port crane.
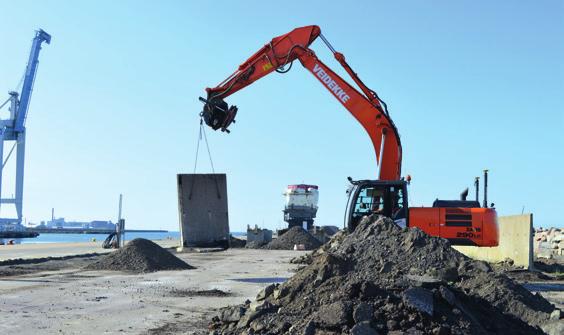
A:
[0,29,51,226]
[199,25,498,246]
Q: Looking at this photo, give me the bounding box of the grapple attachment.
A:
[199,96,237,133]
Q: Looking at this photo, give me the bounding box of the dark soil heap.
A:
[230,235,247,248]
[85,238,193,273]
[210,215,558,334]
[534,258,564,277]
[265,227,322,250]
[245,240,267,249]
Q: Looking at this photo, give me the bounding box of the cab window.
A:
[354,187,384,215]
[391,187,406,220]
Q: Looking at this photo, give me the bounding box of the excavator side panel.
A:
[481,209,499,247]
[408,207,441,237]
[409,207,498,247]
[438,207,482,246]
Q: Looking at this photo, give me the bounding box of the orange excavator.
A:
[199,25,498,247]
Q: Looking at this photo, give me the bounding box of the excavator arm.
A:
[201,25,402,181]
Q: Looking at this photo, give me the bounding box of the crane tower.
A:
[0,29,51,227]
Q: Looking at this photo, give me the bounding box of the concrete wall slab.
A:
[454,213,533,269]
[177,174,229,248]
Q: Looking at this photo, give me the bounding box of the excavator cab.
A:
[346,179,409,231]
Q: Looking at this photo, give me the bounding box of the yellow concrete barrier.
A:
[454,213,533,269]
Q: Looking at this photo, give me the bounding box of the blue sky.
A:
[0,1,562,231]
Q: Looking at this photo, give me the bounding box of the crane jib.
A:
[313,64,350,103]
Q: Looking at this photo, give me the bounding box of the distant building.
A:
[62,221,89,229]
[88,220,115,230]
[43,218,115,230]
[0,222,26,232]
[46,218,65,229]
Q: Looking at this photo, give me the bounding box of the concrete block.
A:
[454,214,533,269]
[310,225,340,244]
[539,241,552,249]
[247,225,272,244]
[177,174,229,248]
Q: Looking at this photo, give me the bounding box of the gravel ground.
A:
[0,248,305,334]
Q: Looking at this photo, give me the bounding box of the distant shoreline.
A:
[0,231,39,239]
[23,228,168,235]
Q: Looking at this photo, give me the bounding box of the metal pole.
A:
[319,33,337,53]
[121,219,125,248]
[115,222,120,248]
[474,177,479,203]
[118,194,123,247]
[377,129,387,179]
[15,131,26,224]
[483,170,489,208]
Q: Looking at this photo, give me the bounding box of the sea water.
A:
[2,231,246,244]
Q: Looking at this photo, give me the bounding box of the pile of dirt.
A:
[168,288,231,298]
[229,235,247,248]
[535,258,564,275]
[85,238,193,273]
[245,240,267,249]
[210,215,560,334]
[290,230,348,265]
[492,258,557,282]
[265,227,322,250]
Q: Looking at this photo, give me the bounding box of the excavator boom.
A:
[206,26,320,100]
[202,25,402,181]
